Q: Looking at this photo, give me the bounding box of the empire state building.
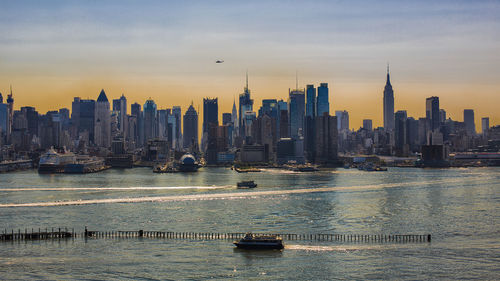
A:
[383,65,395,131]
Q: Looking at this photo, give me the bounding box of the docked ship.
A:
[38,148,76,173]
[234,233,284,250]
[237,181,257,189]
[64,156,109,174]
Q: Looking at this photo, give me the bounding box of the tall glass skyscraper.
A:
[288,89,305,139]
[316,83,329,117]
[306,84,316,117]
[143,99,157,143]
[203,98,218,134]
[426,96,440,131]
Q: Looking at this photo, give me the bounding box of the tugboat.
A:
[237,181,257,189]
[234,233,284,250]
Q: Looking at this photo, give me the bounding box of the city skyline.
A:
[1,1,499,129]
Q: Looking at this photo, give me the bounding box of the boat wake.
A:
[0,186,232,192]
[0,176,491,208]
[285,244,408,252]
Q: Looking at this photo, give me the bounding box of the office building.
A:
[464,109,475,135]
[203,98,218,134]
[94,89,111,148]
[288,89,305,139]
[306,84,316,117]
[143,99,157,143]
[317,83,329,117]
[238,73,253,138]
[383,66,395,131]
[482,117,489,136]
[363,119,373,131]
[426,96,440,131]
[183,104,198,149]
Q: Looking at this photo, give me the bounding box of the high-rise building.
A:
[426,96,440,131]
[183,104,198,149]
[6,87,14,142]
[363,119,373,131]
[238,73,253,138]
[464,109,475,135]
[203,98,218,135]
[112,94,127,136]
[439,109,446,123]
[316,83,329,117]
[0,99,8,144]
[222,113,232,125]
[278,100,289,139]
[394,110,408,155]
[482,117,489,136]
[288,89,305,139]
[79,99,95,144]
[143,99,157,143]
[157,109,169,140]
[335,110,349,132]
[306,84,316,117]
[172,106,182,149]
[94,89,111,148]
[315,113,338,164]
[383,66,395,131]
[131,102,142,146]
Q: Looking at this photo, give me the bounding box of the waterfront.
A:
[0,167,499,280]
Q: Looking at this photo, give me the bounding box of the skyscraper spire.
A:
[386,63,391,86]
[295,70,298,90]
[245,69,248,91]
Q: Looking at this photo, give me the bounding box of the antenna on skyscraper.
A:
[387,62,390,74]
[295,70,298,90]
[245,69,249,91]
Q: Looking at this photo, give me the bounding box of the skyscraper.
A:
[335,110,349,132]
[394,110,408,155]
[363,119,373,131]
[112,94,127,136]
[482,117,489,136]
[464,109,475,135]
[315,113,338,164]
[426,96,440,131]
[94,89,111,148]
[172,106,182,149]
[0,98,8,144]
[316,83,329,117]
[143,99,157,143]
[238,72,253,138]
[383,66,395,131]
[79,99,95,144]
[183,103,198,149]
[306,84,316,117]
[203,98,218,134]
[131,102,142,145]
[288,89,305,139]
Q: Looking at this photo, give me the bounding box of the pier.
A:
[0,227,431,243]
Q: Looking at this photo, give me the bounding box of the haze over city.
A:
[1,0,499,129]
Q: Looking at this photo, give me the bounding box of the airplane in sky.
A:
[215,60,224,63]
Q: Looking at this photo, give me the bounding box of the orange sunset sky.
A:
[1,1,499,130]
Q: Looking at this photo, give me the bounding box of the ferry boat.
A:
[237,181,257,189]
[38,148,76,173]
[234,233,284,250]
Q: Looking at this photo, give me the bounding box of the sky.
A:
[0,0,499,130]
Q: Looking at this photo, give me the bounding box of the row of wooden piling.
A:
[0,227,431,243]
